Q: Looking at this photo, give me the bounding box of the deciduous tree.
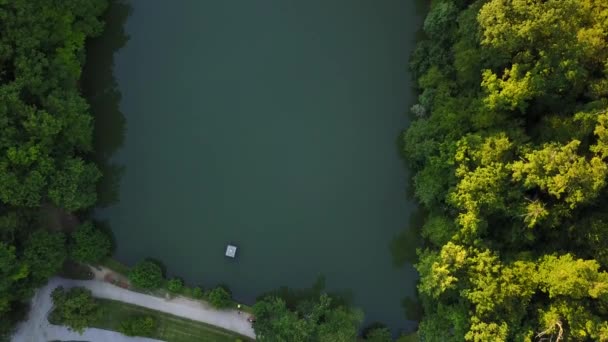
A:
[207,287,231,309]
[50,286,100,333]
[70,222,111,264]
[129,261,163,290]
[23,230,66,285]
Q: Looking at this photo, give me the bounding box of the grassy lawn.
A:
[93,298,251,342]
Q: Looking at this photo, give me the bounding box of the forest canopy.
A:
[6,0,608,340]
[0,0,107,339]
[406,0,608,340]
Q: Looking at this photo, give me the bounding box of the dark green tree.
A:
[0,0,107,336]
[23,230,66,285]
[252,293,362,342]
[317,307,363,342]
[365,327,393,342]
[0,243,28,317]
[69,222,111,264]
[48,158,102,211]
[50,286,101,334]
[167,278,183,293]
[129,261,163,290]
[207,287,232,309]
[252,296,307,341]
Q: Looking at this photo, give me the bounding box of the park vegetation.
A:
[123,257,238,310]
[50,286,101,333]
[129,260,164,290]
[119,315,157,337]
[207,286,232,309]
[51,290,248,341]
[246,279,417,342]
[0,0,111,339]
[167,277,184,293]
[70,221,112,264]
[252,291,363,341]
[406,0,608,340]
[10,0,608,341]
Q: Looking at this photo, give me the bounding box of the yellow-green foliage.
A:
[406,0,608,340]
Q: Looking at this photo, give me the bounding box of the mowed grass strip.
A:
[93,298,251,342]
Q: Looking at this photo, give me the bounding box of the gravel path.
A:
[11,277,162,342]
[12,276,256,341]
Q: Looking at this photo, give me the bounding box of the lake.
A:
[90,0,424,333]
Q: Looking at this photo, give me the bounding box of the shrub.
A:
[167,278,183,293]
[129,260,163,289]
[119,316,156,337]
[193,286,204,299]
[207,286,231,308]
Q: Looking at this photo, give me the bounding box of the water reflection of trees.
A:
[390,196,426,329]
[392,1,431,331]
[392,179,425,327]
[256,276,354,311]
[82,0,132,207]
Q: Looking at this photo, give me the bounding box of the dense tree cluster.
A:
[50,286,101,333]
[252,293,363,342]
[406,0,608,340]
[129,260,164,290]
[0,0,107,339]
[70,221,111,264]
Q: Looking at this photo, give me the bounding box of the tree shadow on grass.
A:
[82,0,132,208]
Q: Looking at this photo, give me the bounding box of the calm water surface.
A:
[94,0,423,332]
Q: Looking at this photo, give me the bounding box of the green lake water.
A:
[91,0,424,333]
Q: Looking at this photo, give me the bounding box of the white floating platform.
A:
[225,244,237,258]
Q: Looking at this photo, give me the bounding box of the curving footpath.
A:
[12,276,256,342]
